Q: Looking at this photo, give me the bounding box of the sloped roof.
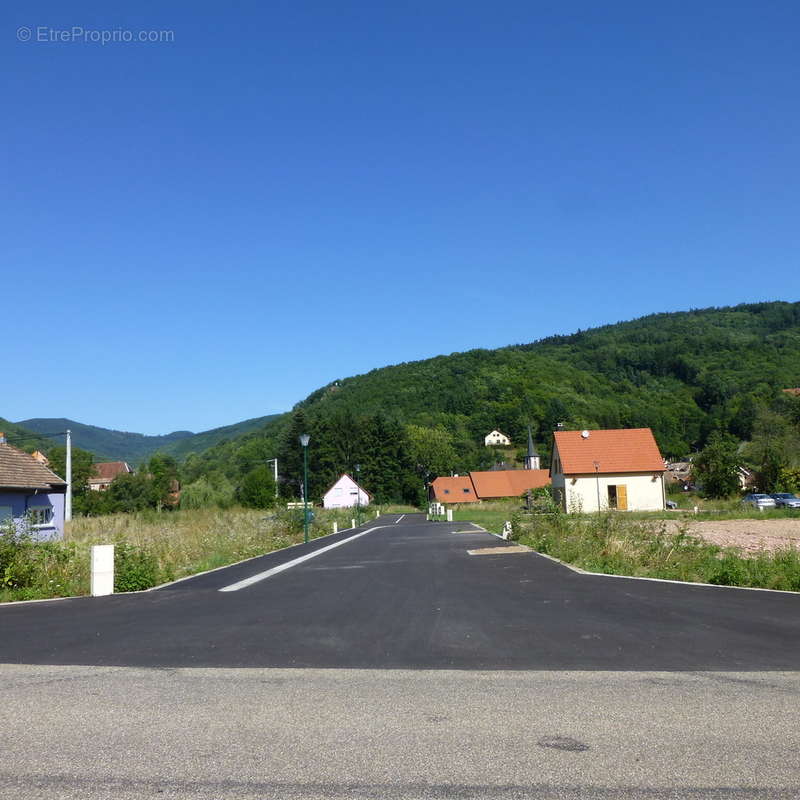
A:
[90,461,132,482]
[469,469,551,498]
[783,388,800,396]
[0,443,67,490]
[324,473,372,499]
[431,476,480,503]
[553,428,664,475]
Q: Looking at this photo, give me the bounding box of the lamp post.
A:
[299,434,310,543]
[593,461,601,514]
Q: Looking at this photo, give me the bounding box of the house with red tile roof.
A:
[783,388,800,397]
[88,461,133,491]
[550,428,666,512]
[430,476,480,504]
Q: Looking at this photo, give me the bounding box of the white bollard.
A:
[333,521,338,534]
[352,518,356,529]
[694,506,698,515]
[446,508,453,522]
[375,509,379,518]
[91,544,115,597]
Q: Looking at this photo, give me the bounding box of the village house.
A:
[550,428,666,512]
[0,434,67,540]
[88,461,133,491]
[323,474,371,509]
[431,428,550,503]
[484,430,511,447]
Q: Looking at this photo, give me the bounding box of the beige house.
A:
[550,428,666,513]
[484,430,511,447]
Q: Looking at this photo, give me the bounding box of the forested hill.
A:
[182,301,800,505]
[16,415,282,465]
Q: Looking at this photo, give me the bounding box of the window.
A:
[28,507,53,526]
[462,488,471,494]
[443,489,450,494]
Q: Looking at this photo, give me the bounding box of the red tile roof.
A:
[90,462,133,482]
[0,443,67,490]
[431,476,480,503]
[783,388,800,396]
[469,469,551,498]
[553,428,664,475]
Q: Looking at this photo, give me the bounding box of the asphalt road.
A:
[1,513,799,670]
[2,513,799,799]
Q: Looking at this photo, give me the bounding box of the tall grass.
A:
[513,512,800,592]
[0,505,395,603]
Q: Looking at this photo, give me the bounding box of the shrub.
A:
[114,542,160,592]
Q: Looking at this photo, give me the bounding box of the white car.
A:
[770,493,800,509]
[742,493,777,510]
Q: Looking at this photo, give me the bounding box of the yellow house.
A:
[550,428,666,513]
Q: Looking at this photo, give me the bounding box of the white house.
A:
[550,428,666,513]
[323,474,371,509]
[484,430,511,447]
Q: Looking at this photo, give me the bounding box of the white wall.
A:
[562,473,665,513]
[323,475,371,509]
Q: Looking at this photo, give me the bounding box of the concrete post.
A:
[446,508,453,522]
[333,521,338,534]
[91,545,114,596]
[351,518,356,529]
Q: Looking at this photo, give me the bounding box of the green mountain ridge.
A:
[15,415,282,465]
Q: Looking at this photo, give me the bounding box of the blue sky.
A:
[3,1,799,434]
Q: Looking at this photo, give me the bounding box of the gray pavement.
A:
[1,665,798,799]
[2,513,799,798]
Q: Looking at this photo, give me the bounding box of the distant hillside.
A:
[0,418,54,453]
[182,301,800,504]
[15,415,283,465]
[155,415,283,461]
[17,418,194,464]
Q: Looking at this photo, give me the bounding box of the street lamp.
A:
[299,434,310,543]
[593,461,601,514]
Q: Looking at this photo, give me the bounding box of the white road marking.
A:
[218,526,385,592]
[395,514,405,524]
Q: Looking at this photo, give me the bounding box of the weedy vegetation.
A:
[0,505,400,603]
[511,511,800,592]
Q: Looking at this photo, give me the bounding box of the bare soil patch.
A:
[665,518,800,555]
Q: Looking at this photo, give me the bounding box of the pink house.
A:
[323,474,371,509]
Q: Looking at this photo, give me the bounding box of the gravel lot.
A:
[666,517,800,555]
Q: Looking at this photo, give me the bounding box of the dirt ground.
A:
[664,517,800,555]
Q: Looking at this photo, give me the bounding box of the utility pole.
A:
[266,458,278,499]
[65,429,72,521]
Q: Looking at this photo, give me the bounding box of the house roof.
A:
[469,469,551,498]
[553,428,665,475]
[323,473,372,498]
[783,388,800,396]
[90,461,132,482]
[431,476,480,503]
[0,442,67,491]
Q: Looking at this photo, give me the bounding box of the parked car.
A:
[770,493,800,509]
[741,493,777,510]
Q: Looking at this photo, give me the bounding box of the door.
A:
[616,484,628,511]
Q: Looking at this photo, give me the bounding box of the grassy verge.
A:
[450,503,519,534]
[0,505,398,603]
[512,512,800,592]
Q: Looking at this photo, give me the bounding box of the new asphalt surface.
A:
[3,513,800,799]
[1,513,799,669]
